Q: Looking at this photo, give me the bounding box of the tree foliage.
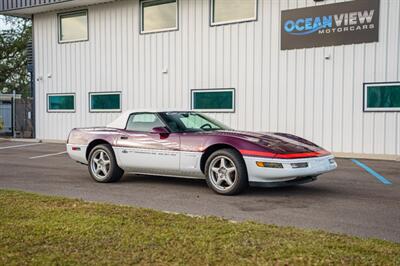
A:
[0,15,32,97]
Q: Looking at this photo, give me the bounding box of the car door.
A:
[114,113,181,175]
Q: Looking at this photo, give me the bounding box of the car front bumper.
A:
[244,154,337,184]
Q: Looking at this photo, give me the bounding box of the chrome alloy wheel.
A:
[208,155,237,191]
[90,149,111,181]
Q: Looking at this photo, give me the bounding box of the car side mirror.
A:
[151,126,170,135]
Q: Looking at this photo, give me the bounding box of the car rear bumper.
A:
[244,154,337,183]
[66,144,88,164]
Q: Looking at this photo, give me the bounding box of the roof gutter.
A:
[0,0,115,17]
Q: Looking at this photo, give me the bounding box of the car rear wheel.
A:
[88,144,124,183]
[205,149,248,195]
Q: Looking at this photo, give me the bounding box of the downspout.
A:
[30,14,36,139]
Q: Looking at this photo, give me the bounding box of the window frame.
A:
[140,0,179,34]
[191,88,235,113]
[363,82,400,112]
[47,93,76,113]
[58,9,89,44]
[210,0,258,27]
[125,112,169,133]
[89,91,122,113]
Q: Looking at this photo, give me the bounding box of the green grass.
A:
[0,190,399,265]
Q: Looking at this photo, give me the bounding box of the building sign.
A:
[281,0,380,50]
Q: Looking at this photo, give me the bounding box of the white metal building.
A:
[1,0,399,159]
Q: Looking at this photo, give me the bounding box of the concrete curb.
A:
[40,139,66,144]
[333,152,400,162]
[0,138,65,144]
[0,138,41,143]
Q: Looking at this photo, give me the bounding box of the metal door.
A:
[0,103,12,135]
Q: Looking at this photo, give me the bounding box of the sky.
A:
[0,15,13,31]
[0,15,7,30]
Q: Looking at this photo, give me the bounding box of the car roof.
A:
[106,109,192,129]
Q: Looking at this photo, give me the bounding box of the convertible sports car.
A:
[67,110,337,195]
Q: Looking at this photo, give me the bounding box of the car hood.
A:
[201,130,324,154]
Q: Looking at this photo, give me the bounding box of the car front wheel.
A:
[205,149,248,195]
[88,144,124,183]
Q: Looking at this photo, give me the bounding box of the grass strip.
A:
[0,189,399,265]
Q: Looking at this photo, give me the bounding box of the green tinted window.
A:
[90,93,121,112]
[365,83,400,111]
[192,89,234,111]
[48,94,75,112]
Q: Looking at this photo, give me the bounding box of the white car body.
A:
[67,110,337,187]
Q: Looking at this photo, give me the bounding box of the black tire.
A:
[88,144,124,183]
[205,148,248,195]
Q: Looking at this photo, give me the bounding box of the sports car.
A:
[67,110,337,195]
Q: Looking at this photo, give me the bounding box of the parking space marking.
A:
[29,151,67,160]
[352,159,392,185]
[0,143,42,150]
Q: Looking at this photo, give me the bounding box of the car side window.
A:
[126,113,164,132]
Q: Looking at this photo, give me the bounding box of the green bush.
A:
[0,116,3,130]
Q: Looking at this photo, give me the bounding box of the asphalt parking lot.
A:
[0,139,399,243]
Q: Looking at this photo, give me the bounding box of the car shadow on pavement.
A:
[120,173,339,198]
[247,185,338,197]
[121,174,207,187]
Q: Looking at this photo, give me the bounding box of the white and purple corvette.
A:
[67,110,337,195]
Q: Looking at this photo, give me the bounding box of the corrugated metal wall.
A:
[33,0,400,156]
[0,0,69,11]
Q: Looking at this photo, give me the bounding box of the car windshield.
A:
[159,112,230,133]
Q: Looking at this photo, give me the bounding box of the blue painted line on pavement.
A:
[352,159,392,185]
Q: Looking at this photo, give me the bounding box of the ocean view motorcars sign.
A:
[281,0,380,50]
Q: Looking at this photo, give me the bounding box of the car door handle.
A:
[120,136,128,140]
